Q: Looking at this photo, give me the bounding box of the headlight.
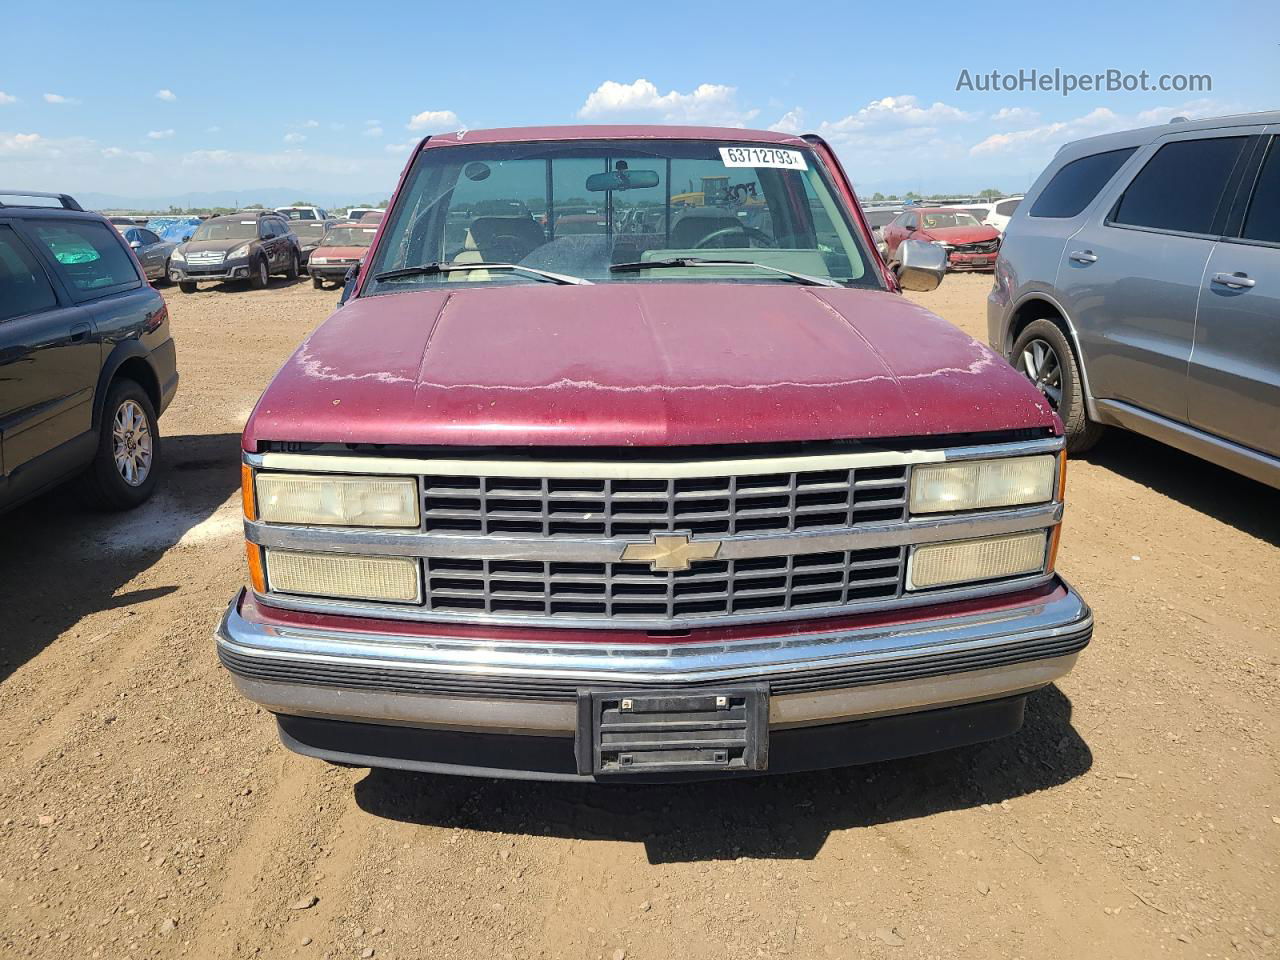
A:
[228,243,252,260]
[311,256,329,264]
[255,473,419,527]
[171,247,185,261]
[909,456,1055,514]
[907,531,1048,590]
[265,549,421,603]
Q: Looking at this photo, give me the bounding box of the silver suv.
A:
[988,111,1279,489]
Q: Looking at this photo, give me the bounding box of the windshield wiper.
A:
[609,257,841,288]
[374,261,591,285]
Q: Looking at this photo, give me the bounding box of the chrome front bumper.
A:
[216,580,1091,737]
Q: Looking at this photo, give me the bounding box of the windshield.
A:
[366,139,876,292]
[322,225,377,247]
[191,220,259,242]
[291,222,329,238]
[919,211,982,229]
[278,208,317,220]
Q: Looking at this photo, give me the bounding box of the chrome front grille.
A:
[424,546,905,621]
[185,250,226,264]
[422,467,908,538]
[952,239,999,253]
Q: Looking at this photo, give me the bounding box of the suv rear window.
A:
[0,225,58,321]
[1241,137,1280,244]
[1029,148,1136,219]
[30,220,139,299]
[1111,136,1249,236]
[995,198,1020,216]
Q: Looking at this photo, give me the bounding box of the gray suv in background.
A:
[989,111,1280,489]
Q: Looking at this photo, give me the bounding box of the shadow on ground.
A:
[1082,431,1279,545]
[354,685,1089,863]
[0,432,242,682]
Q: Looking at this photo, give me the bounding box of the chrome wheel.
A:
[112,399,153,486]
[258,259,269,286]
[1018,338,1063,409]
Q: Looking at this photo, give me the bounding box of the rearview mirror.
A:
[586,169,660,192]
[896,238,946,292]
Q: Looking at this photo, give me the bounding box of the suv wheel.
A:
[178,280,197,294]
[81,379,160,510]
[1011,319,1104,453]
[312,275,324,289]
[286,251,300,280]
[250,256,270,289]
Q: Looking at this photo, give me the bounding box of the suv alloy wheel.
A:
[1010,319,1103,452]
[251,257,270,289]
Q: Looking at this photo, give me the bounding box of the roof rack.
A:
[0,190,84,211]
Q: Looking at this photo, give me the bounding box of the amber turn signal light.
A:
[241,463,257,520]
[244,541,266,594]
[1046,450,1067,572]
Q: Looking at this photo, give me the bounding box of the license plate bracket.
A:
[575,685,769,776]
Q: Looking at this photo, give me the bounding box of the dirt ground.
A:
[1,272,1276,960]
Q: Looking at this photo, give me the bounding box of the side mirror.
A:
[897,238,946,292]
[338,265,359,306]
[129,240,142,249]
[904,224,916,233]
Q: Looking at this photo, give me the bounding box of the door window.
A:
[1240,137,1280,244]
[995,198,1021,216]
[138,229,161,245]
[1111,136,1249,235]
[0,224,59,321]
[30,219,140,299]
[1029,148,1136,218]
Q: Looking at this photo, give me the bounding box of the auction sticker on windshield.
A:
[719,147,808,170]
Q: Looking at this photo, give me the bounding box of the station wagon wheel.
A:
[113,399,153,486]
[1010,318,1103,453]
[250,256,270,289]
[80,379,161,510]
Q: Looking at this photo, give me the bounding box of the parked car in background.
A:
[275,205,328,221]
[0,190,178,513]
[287,219,335,272]
[219,126,1091,783]
[883,207,1000,272]
[307,222,376,287]
[860,205,904,257]
[345,207,384,221]
[357,211,384,224]
[114,224,176,282]
[982,196,1023,232]
[989,111,1279,488]
[169,211,300,293]
[148,216,203,243]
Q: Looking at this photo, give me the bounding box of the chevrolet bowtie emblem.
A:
[620,533,722,572]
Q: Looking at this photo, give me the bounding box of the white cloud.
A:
[155,89,177,102]
[0,92,16,105]
[769,107,805,135]
[814,95,973,141]
[0,131,95,159]
[43,93,79,105]
[362,125,384,138]
[179,148,363,177]
[102,146,155,163]
[147,128,176,140]
[989,106,1039,126]
[302,119,319,128]
[406,109,460,132]
[283,132,307,144]
[578,78,757,126]
[969,99,1236,159]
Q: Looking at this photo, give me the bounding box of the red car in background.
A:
[883,207,1000,272]
[307,222,378,288]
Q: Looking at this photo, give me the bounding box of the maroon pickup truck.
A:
[218,126,1090,782]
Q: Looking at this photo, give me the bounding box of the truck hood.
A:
[311,245,369,260]
[244,283,1055,451]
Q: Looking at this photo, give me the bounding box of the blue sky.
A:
[2,0,1276,204]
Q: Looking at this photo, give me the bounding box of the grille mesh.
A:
[424,546,905,621]
[422,466,908,538]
